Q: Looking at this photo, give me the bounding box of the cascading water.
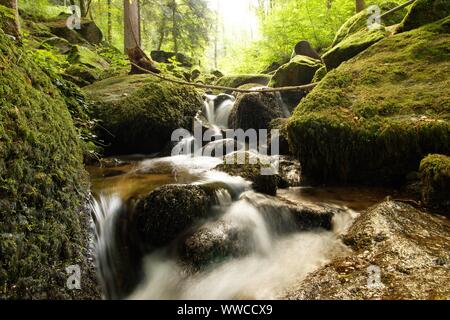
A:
[89,93,368,300]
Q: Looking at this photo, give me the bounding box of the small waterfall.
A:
[203,94,235,129]
[128,191,354,300]
[90,194,124,299]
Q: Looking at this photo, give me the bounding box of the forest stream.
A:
[87,94,408,300]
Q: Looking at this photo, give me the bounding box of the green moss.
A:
[332,2,405,47]
[84,75,204,155]
[215,74,271,93]
[399,0,450,32]
[312,66,328,83]
[287,19,450,185]
[0,30,98,298]
[419,154,450,211]
[323,28,388,70]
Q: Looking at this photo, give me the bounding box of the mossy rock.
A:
[312,65,328,83]
[39,36,73,54]
[287,18,450,185]
[83,74,204,155]
[269,118,290,155]
[323,28,388,70]
[399,0,450,32]
[420,154,450,211]
[216,152,279,196]
[133,185,215,249]
[68,45,110,70]
[229,92,285,131]
[65,64,102,86]
[0,30,98,299]
[268,55,322,107]
[46,16,103,45]
[216,74,271,94]
[331,2,406,47]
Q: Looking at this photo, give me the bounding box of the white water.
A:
[90,93,359,300]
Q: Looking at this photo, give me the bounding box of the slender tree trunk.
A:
[124,0,159,74]
[355,0,366,13]
[107,0,112,43]
[79,0,87,17]
[170,0,178,54]
[0,0,20,39]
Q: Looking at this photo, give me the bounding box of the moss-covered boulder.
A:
[399,0,450,32]
[133,185,215,250]
[65,45,110,85]
[323,28,388,70]
[83,74,204,155]
[46,16,103,45]
[420,154,450,211]
[0,31,98,299]
[268,55,322,107]
[269,118,290,155]
[229,92,285,131]
[287,18,450,185]
[40,36,73,54]
[331,2,406,47]
[216,74,271,93]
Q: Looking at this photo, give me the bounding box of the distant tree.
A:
[0,0,20,39]
[124,0,159,73]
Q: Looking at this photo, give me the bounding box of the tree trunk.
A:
[107,0,112,43]
[124,0,159,74]
[80,0,87,17]
[355,0,366,13]
[170,0,178,54]
[0,0,20,39]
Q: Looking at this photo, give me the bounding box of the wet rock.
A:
[83,74,203,155]
[180,219,253,268]
[419,154,450,212]
[268,55,322,107]
[229,92,285,131]
[216,152,279,196]
[311,65,327,83]
[269,118,291,155]
[133,185,216,249]
[291,40,321,60]
[283,201,450,300]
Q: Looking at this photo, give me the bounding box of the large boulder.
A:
[284,201,450,299]
[0,30,99,299]
[46,16,103,45]
[420,154,450,212]
[83,74,204,155]
[229,92,286,131]
[216,74,271,94]
[133,185,216,250]
[287,18,450,185]
[398,0,450,32]
[322,28,388,70]
[268,55,322,107]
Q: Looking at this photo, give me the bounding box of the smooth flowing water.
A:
[88,94,396,300]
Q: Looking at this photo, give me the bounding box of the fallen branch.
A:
[380,0,415,19]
